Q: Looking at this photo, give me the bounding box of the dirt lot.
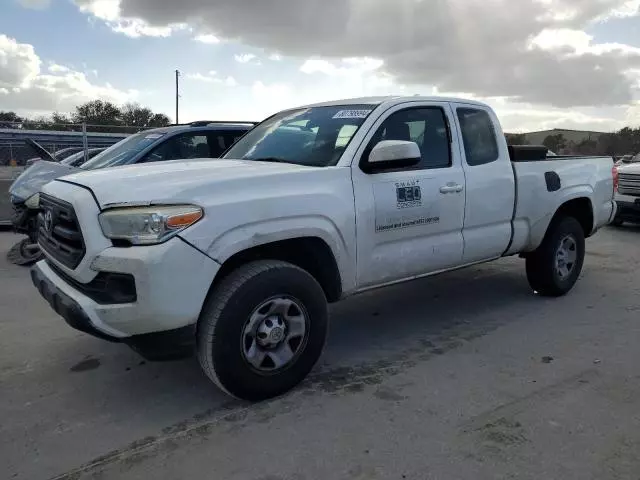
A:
[2,226,640,480]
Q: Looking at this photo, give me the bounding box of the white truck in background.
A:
[30,96,616,401]
[612,156,640,225]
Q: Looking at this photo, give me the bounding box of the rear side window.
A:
[457,108,499,166]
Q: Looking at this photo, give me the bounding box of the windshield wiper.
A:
[248,157,291,164]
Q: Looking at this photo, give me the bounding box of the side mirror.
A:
[367,140,421,171]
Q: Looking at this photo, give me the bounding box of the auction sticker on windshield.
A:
[332,109,372,119]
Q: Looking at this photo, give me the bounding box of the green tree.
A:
[543,134,567,153]
[72,100,123,132]
[0,111,24,128]
[121,103,170,129]
[505,133,529,145]
[573,139,598,155]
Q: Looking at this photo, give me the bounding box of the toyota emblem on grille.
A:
[44,209,53,233]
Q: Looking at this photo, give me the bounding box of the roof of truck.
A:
[303,95,489,108]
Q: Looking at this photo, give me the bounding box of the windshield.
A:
[53,148,83,161]
[223,105,375,167]
[80,132,166,170]
[60,149,103,167]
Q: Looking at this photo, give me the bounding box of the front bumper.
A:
[614,194,640,223]
[32,237,220,339]
[31,262,118,342]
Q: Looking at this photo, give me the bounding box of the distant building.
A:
[522,128,606,146]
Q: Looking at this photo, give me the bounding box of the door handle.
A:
[440,183,463,194]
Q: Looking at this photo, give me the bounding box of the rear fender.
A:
[525,187,594,251]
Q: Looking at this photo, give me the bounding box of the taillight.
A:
[612,165,619,192]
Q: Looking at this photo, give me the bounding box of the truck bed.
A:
[507,154,615,255]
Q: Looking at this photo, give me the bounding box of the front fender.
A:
[185,215,357,294]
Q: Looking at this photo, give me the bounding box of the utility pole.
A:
[175,69,180,124]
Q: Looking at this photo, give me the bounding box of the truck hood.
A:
[57,159,318,208]
[617,163,640,175]
[9,160,78,202]
[25,138,57,162]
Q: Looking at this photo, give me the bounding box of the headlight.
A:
[98,205,203,245]
[25,193,40,209]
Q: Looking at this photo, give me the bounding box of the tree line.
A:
[0,100,171,134]
[506,128,640,157]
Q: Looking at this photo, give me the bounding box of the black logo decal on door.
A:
[396,180,422,209]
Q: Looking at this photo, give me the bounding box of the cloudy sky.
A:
[1,0,639,132]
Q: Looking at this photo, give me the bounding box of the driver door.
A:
[351,102,466,288]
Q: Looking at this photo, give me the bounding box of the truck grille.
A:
[38,193,86,269]
[618,173,640,196]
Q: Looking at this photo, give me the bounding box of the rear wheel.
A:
[197,260,328,401]
[526,216,585,297]
[611,217,624,227]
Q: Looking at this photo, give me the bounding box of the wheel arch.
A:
[525,193,595,252]
[207,236,344,304]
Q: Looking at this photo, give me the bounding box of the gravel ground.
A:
[1,226,640,480]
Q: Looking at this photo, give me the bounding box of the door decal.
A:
[373,178,440,232]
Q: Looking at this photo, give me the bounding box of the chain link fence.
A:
[0,121,156,167]
[0,122,154,224]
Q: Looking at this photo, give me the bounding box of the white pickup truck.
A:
[30,96,616,401]
[612,159,640,225]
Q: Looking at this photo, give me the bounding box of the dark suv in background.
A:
[6,121,254,265]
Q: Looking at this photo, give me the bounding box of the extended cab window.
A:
[365,107,451,170]
[457,108,499,166]
[143,133,210,162]
[222,105,374,167]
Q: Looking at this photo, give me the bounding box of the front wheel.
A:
[197,260,328,401]
[526,216,585,297]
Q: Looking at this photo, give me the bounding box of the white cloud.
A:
[268,53,282,61]
[234,53,257,64]
[48,63,71,74]
[300,57,384,77]
[0,35,135,114]
[73,0,640,108]
[186,71,237,87]
[17,0,51,9]
[530,28,640,56]
[194,34,220,44]
[74,0,178,38]
[0,34,40,88]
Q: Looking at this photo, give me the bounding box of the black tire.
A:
[526,216,585,297]
[611,217,624,227]
[197,260,328,401]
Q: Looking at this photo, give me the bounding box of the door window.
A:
[143,134,210,162]
[457,108,499,166]
[209,132,243,157]
[363,107,451,171]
